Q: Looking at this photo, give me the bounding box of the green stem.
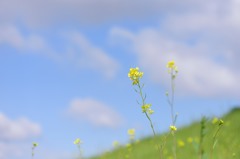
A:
[169,70,177,159]
[77,144,82,159]
[137,83,161,157]
[210,125,223,159]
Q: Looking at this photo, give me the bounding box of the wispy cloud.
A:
[0,25,48,51]
[0,113,41,159]
[0,0,175,27]
[110,25,240,98]
[0,112,41,141]
[67,98,123,128]
[0,0,239,30]
[0,25,119,78]
[64,31,120,78]
[108,0,240,98]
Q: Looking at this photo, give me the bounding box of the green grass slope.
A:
[91,107,240,159]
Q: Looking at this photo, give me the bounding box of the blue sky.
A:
[0,0,240,159]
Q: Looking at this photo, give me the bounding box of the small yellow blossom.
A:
[74,138,81,145]
[187,137,193,143]
[141,104,151,112]
[167,60,175,69]
[127,129,135,136]
[112,141,119,147]
[178,140,185,147]
[128,67,144,85]
[212,117,219,124]
[169,125,177,132]
[166,60,178,74]
[148,109,154,115]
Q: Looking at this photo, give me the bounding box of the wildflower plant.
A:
[166,60,178,159]
[210,118,224,159]
[31,142,38,159]
[128,61,179,159]
[74,138,83,159]
[128,128,135,142]
[128,67,159,150]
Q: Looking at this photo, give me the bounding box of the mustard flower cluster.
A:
[128,128,135,136]
[32,142,38,159]
[166,60,178,76]
[128,67,144,85]
[74,138,82,145]
[141,104,154,115]
[128,128,135,141]
[177,140,185,147]
[212,117,219,124]
[170,125,177,132]
[212,117,224,126]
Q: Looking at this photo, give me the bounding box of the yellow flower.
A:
[128,67,144,85]
[169,125,177,132]
[166,60,178,74]
[166,60,175,69]
[127,128,135,136]
[178,140,185,147]
[187,137,193,143]
[148,109,154,115]
[141,104,151,112]
[112,141,119,147]
[74,138,81,145]
[212,117,219,124]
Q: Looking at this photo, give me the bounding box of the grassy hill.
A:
[90,107,240,159]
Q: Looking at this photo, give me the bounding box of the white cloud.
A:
[64,32,120,78]
[110,27,240,98]
[0,113,41,141]
[0,25,48,51]
[0,25,119,78]
[0,0,171,27]
[107,0,240,98]
[0,25,59,60]
[0,113,41,159]
[0,25,25,48]
[67,98,123,128]
[0,142,29,159]
[0,0,239,30]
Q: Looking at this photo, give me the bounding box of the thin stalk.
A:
[137,83,161,156]
[77,144,82,159]
[32,147,34,159]
[210,125,223,159]
[169,70,177,159]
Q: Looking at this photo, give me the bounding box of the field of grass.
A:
[90,107,240,159]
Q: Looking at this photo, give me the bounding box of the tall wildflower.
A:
[210,118,224,159]
[166,60,178,159]
[74,138,83,159]
[32,142,38,159]
[128,67,159,151]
